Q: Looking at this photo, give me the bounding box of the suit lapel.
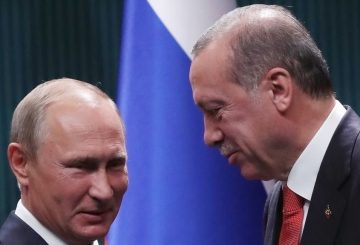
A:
[264,181,283,245]
[301,180,347,244]
[301,108,360,244]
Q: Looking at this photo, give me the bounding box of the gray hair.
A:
[10,78,122,160]
[192,4,333,98]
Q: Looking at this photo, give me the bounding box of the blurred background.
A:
[1,0,360,241]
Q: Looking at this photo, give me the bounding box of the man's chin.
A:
[69,218,113,243]
[70,225,109,243]
[239,165,265,180]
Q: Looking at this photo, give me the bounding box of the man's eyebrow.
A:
[63,156,99,166]
[197,99,225,110]
[110,154,127,162]
[62,151,127,165]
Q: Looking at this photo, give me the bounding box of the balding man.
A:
[0,78,128,245]
[189,4,360,245]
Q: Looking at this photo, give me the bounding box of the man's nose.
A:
[89,169,113,201]
[203,117,224,146]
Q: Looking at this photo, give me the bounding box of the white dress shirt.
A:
[15,200,99,245]
[285,100,346,233]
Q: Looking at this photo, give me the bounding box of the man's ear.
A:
[263,67,293,112]
[7,143,30,187]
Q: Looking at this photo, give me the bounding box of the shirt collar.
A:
[15,200,99,245]
[287,100,346,201]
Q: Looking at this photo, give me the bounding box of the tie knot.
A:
[282,185,304,213]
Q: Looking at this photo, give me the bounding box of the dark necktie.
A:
[279,185,305,245]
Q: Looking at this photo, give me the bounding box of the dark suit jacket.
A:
[0,211,47,245]
[264,107,360,245]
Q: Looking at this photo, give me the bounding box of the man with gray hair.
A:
[0,78,128,245]
[189,4,360,245]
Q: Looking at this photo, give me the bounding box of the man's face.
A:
[190,40,281,180]
[26,98,128,244]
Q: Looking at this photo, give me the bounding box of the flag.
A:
[108,1,268,244]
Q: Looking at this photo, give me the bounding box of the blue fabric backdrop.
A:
[108,1,267,244]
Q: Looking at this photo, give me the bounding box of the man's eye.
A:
[74,164,95,171]
[108,159,126,171]
[208,108,218,115]
[207,108,223,120]
[207,108,218,115]
[66,160,97,171]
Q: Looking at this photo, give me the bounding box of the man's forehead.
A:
[43,99,123,137]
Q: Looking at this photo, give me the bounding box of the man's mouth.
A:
[226,151,239,165]
[79,209,112,223]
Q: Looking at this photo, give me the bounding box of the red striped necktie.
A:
[279,185,305,245]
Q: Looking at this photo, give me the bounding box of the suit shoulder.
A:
[0,212,47,245]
